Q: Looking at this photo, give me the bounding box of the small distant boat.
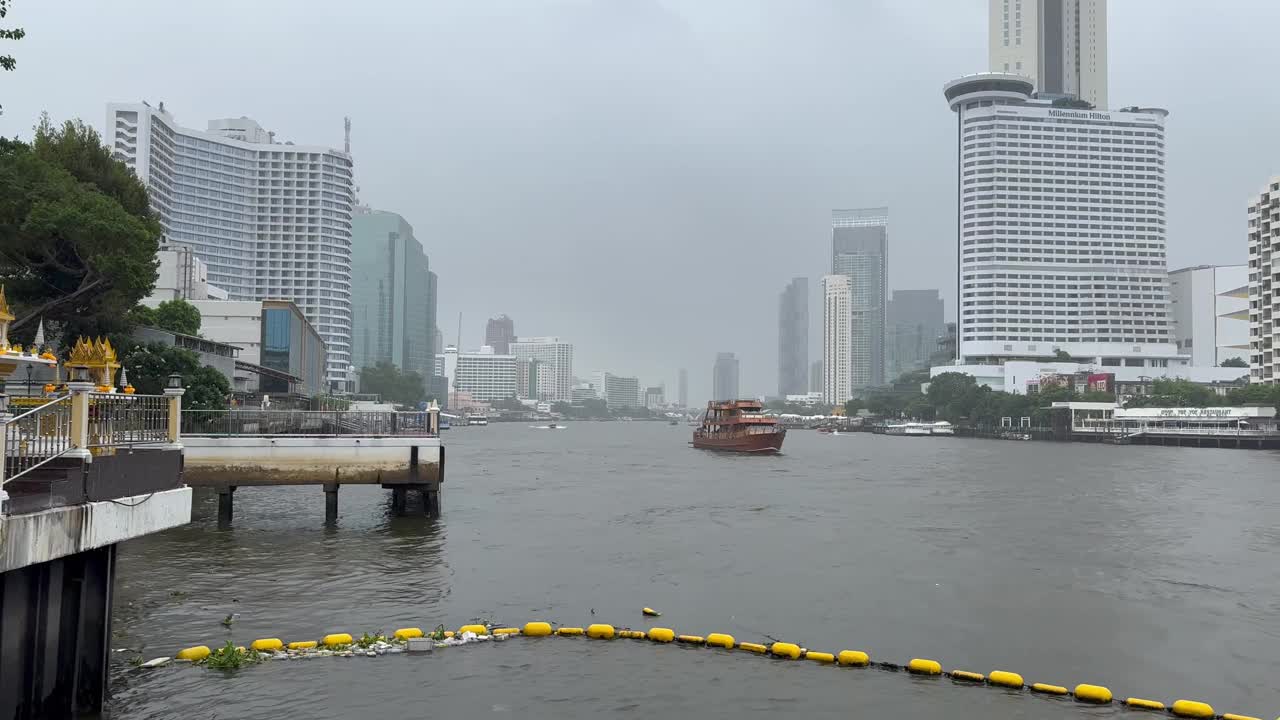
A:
[668,419,679,426]
[530,422,564,430]
[467,414,489,426]
[691,400,785,454]
[884,422,933,437]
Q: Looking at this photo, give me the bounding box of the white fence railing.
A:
[3,396,74,482]
[87,393,170,448]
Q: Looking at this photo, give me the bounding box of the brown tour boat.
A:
[691,400,786,453]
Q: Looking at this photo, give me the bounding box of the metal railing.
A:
[3,396,73,483]
[181,410,435,437]
[87,393,171,448]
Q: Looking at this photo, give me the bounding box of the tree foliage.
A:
[0,116,160,347]
[358,361,426,407]
[1219,357,1248,368]
[122,342,229,410]
[151,299,201,335]
[0,0,24,76]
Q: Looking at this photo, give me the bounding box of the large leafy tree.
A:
[0,116,161,347]
[0,1,22,74]
[358,361,426,407]
[122,343,228,410]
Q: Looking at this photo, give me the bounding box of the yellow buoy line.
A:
[170,619,1264,720]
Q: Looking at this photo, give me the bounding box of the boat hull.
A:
[691,431,786,454]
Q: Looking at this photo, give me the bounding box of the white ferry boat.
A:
[884,421,955,437]
[466,414,489,426]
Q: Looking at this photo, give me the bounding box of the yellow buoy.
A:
[458,624,489,636]
[706,633,735,649]
[1220,714,1262,720]
[322,633,353,647]
[523,622,553,637]
[838,650,870,666]
[1031,683,1069,696]
[587,624,616,639]
[988,670,1023,688]
[1074,684,1112,704]
[805,651,836,664]
[642,607,660,617]
[770,642,802,659]
[951,670,985,683]
[176,645,211,661]
[493,628,521,635]
[908,658,942,675]
[557,627,585,636]
[287,641,318,650]
[1125,698,1166,711]
[618,630,646,639]
[1170,700,1215,719]
[393,628,424,640]
[648,627,676,643]
[676,634,704,644]
[738,642,768,654]
[249,638,283,652]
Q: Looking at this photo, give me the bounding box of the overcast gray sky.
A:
[2,1,1277,403]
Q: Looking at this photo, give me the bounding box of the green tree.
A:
[122,342,228,409]
[0,118,161,345]
[358,361,425,407]
[1052,349,1073,361]
[1219,357,1248,368]
[152,299,201,335]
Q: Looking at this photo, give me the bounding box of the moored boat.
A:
[884,422,933,436]
[691,400,786,453]
[930,421,955,436]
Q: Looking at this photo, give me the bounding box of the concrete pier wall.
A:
[180,436,443,486]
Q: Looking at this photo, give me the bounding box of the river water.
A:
[106,423,1280,719]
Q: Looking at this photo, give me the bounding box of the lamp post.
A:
[163,373,185,448]
[24,363,32,397]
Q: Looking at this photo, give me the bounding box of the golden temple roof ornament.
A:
[66,337,122,389]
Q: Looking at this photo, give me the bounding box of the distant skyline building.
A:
[485,315,516,355]
[454,347,517,402]
[944,75,1175,367]
[989,0,1108,108]
[678,368,688,408]
[593,371,641,409]
[106,102,356,387]
[350,207,432,379]
[777,277,809,397]
[887,290,945,380]
[832,208,887,388]
[809,360,823,394]
[510,336,574,402]
[1249,180,1280,384]
[712,352,739,402]
[1169,266,1249,369]
[822,275,852,405]
[644,386,666,410]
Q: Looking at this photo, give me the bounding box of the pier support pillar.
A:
[217,486,235,526]
[424,486,440,515]
[391,486,407,516]
[324,482,339,523]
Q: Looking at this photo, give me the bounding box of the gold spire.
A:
[0,285,14,324]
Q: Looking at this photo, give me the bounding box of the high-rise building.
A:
[678,368,688,408]
[778,277,809,397]
[887,290,945,379]
[593,371,641,409]
[832,208,887,388]
[454,347,517,402]
[510,337,574,402]
[822,275,852,404]
[944,75,1175,366]
[1249,180,1280,384]
[485,315,516,355]
[106,103,356,387]
[809,360,823,394]
[644,386,666,410]
[350,207,432,379]
[515,358,541,399]
[1169,266,1249,369]
[712,352,739,401]
[989,0,1108,108]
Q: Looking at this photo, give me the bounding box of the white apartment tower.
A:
[822,274,852,405]
[510,337,574,402]
[989,0,1108,108]
[1248,179,1280,383]
[944,75,1175,367]
[106,103,356,387]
